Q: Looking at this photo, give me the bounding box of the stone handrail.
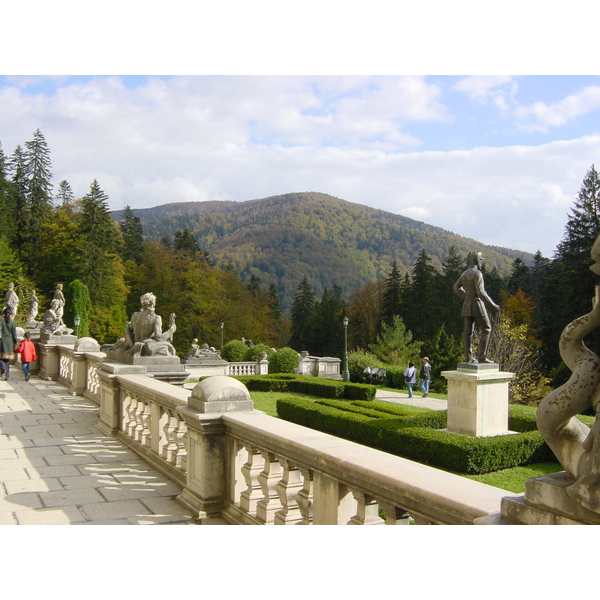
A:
[36,342,516,524]
[93,372,515,525]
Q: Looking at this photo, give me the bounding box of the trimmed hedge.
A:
[276,396,556,474]
[236,374,376,401]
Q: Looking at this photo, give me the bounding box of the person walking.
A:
[14,331,37,381]
[419,357,432,397]
[404,360,417,398]
[0,308,18,380]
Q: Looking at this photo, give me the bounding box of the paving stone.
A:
[81,499,152,521]
[15,505,87,525]
[4,478,63,495]
[0,467,30,481]
[0,512,17,525]
[43,453,98,466]
[60,474,117,490]
[141,496,193,519]
[15,445,64,458]
[27,464,81,478]
[0,448,18,459]
[40,487,105,508]
[0,492,44,512]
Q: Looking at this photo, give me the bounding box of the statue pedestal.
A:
[478,472,600,525]
[40,333,77,345]
[441,363,515,437]
[102,355,190,386]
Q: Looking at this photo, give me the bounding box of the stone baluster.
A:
[296,466,314,525]
[274,458,304,525]
[378,502,412,525]
[240,445,265,518]
[162,408,179,464]
[140,400,152,447]
[124,395,137,438]
[347,490,385,525]
[256,450,283,524]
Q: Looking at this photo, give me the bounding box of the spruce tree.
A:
[381,260,403,326]
[119,205,144,264]
[403,249,438,342]
[78,179,124,307]
[8,145,29,258]
[289,276,316,352]
[55,179,75,207]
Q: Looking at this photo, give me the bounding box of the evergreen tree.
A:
[267,283,281,321]
[381,260,403,326]
[78,180,126,311]
[174,228,200,253]
[119,205,144,264]
[369,314,421,366]
[507,258,530,295]
[7,145,29,257]
[55,179,75,207]
[289,276,316,352]
[312,285,346,357]
[247,274,263,298]
[421,324,463,392]
[403,248,438,341]
[439,245,465,338]
[0,142,16,242]
[65,279,92,337]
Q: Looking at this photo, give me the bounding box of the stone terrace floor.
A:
[0,372,198,525]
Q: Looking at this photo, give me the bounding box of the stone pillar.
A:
[177,376,255,518]
[96,362,147,436]
[38,343,60,380]
[441,363,515,437]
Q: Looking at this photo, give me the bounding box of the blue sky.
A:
[2,4,600,260]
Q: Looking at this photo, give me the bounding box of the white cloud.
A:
[515,85,600,132]
[453,76,518,113]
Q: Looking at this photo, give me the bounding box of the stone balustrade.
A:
[34,339,517,524]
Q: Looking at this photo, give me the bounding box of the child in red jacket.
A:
[14,331,37,381]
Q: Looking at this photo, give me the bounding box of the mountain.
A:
[112,192,533,311]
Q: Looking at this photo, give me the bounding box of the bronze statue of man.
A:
[453,252,499,363]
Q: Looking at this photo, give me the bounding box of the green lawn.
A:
[248,388,564,494]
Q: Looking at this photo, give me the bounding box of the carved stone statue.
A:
[53,283,66,326]
[537,234,600,514]
[28,289,39,323]
[453,252,499,363]
[41,299,73,336]
[186,338,201,359]
[111,292,176,360]
[4,283,19,319]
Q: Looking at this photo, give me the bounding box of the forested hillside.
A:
[112,192,533,311]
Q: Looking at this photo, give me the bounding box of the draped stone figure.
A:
[4,283,19,319]
[109,292,176,361]
[537,234,600,514]
[28,289,39,323]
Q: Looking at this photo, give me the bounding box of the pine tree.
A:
[0,142,16,242]
[119,205,144,264]
[7,145,29,258]
[313,285,346,357]
[381,260,403,326]
[439,245,465,338]
[540,166,600,373]
[403,249,438,341]
[289,276,316,352]
[23,129,53,267]
[78,180,125,308]
[55,179,75,207]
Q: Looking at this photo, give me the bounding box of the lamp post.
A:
[342,316,350,382]
[220,322,224,349]
[74,315,80,338]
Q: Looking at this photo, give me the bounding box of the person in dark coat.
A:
[0,308,18,380]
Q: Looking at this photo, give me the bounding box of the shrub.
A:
[275,397,557,474]
[269,347,299,373]
[220,339,248,362]
[244,343,275,362]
